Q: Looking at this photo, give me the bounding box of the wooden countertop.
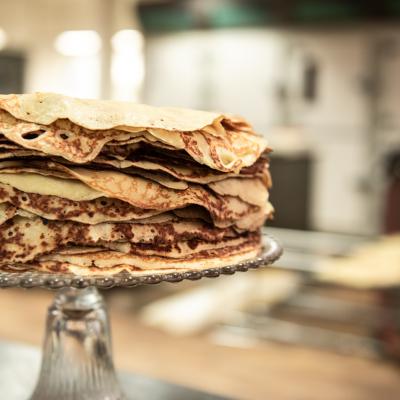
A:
[0,288,399,400]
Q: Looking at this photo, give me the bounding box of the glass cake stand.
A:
[0,235,282,400]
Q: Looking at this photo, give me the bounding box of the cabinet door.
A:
[268,155,312,230]
[0,52,25,94]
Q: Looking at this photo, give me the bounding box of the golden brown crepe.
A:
[0,93,273,276]
[0,93,270,171]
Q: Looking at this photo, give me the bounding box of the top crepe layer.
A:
[0,93,269,172]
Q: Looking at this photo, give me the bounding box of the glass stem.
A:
[29,287,126,400]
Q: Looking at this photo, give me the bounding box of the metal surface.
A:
[266,227,369,273]
[0,340,225,400]
[0,235,282,289]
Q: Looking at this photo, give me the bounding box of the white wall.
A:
[0,0,142,100]
[283,29,371,234]
[144,29,286,128]
[0,0,103,98]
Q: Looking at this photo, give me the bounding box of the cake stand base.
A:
[29,287,125,400]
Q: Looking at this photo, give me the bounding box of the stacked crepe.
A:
[0,93,273,276]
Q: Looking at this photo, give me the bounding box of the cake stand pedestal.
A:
[0,235,282,400]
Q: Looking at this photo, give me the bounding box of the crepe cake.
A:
[0,93,273,276]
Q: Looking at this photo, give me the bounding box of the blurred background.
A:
[0,1,400,399]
